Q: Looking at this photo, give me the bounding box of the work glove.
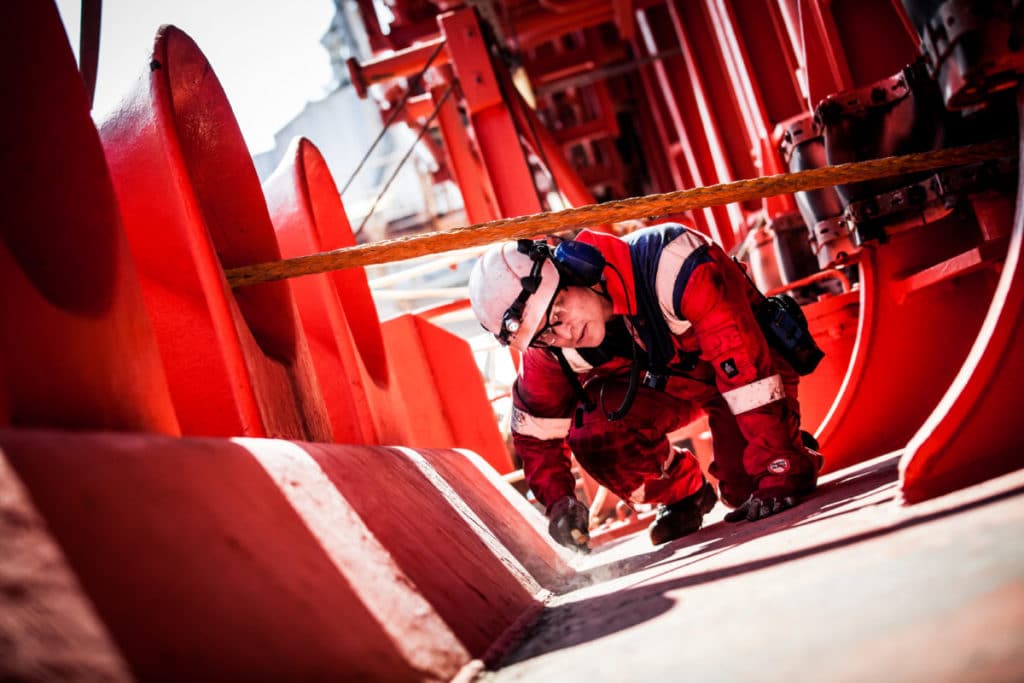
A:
[547,496,591,554]
[723,491,799,523]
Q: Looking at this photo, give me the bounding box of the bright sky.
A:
[55,0,337,153]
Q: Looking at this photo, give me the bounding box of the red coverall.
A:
[510,225,821,512]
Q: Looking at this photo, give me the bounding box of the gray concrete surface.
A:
[476,453,1024,682]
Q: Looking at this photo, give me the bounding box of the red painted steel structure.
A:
[429,66,504,224]
[3,5,551,677]
[900,95,1024,502]
[382,313,515,472]
[3,0,1024,677]
[1,1,179,435]
[441,9,546,218]
[2,429,568,679]
[342,0,1021,503]
[265,137,513,471]
[813,220,1000,471]
[99,26,333,441]
[264,139,384,444]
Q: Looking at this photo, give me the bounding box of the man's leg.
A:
[662,366,756,509]
[568,378,702,504]
[567,379,716,543]
[679,246,821,519]
[702,395,757,507]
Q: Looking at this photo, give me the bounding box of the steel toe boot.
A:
[648,480,718,545]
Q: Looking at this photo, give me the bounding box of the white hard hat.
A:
[469,241,561,351]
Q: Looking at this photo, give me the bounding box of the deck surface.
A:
[477,453,1024,682]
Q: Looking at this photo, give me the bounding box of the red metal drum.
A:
[1,1,178,434]
[264,138,384,445]
[99,26,331,441]
[771,211,822,287]
[898,88,1024,502]
[264,137,512,471]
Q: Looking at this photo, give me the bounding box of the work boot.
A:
[724,434,822,524]
[649,480,718,545]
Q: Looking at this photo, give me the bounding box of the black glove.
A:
[723,492,799,523]
[547,496,591,553]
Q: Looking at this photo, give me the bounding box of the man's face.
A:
[531,286,612,348]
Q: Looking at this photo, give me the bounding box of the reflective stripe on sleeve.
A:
[655,232,708,334]
[721,374,785,414]
[510,406,572,440]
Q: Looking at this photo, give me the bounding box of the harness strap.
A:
[552,348,594,428]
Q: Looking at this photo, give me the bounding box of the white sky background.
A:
[55,0,337,153]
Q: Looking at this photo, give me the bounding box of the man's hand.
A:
[547,496,591,553]
[723,492,798,522]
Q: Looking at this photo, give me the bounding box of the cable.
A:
[354,83,454,236]
[605,261,635,317]
[339,39,446,197]
[79,0,102,109]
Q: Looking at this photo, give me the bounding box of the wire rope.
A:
[338,39,447,196]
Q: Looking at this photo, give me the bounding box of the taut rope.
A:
[226,139,1015,288]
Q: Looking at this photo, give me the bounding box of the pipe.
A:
[765,267,852,296]
[346,38,447,98]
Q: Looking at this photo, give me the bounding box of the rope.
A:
[226,138,1016,288]
[338,39,447,196]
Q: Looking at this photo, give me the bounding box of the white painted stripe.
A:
[236,438,469,666]
[511,406,571,440]
[721,374,786,414]
[396,447,543,596]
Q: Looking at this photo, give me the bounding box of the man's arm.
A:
[511,348,591,550]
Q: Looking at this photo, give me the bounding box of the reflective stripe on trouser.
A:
[566,378,705,506]
[721,374,785,414]
[678,245,819,495]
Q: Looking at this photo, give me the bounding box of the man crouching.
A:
[468,223,823,552]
